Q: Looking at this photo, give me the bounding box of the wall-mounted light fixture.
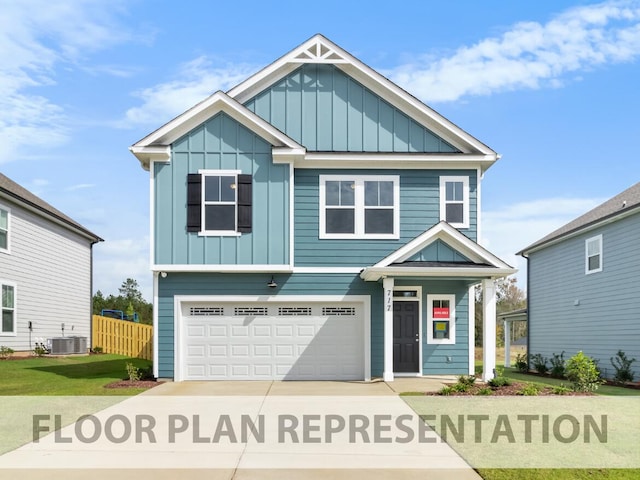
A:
[160,272,168,278]
[267,275,277,288]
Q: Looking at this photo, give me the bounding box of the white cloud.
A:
[122,56,258,127]
[481,197,605,288]
[387,1,640,102]
[65,183,95,191]
[0,0,138,163]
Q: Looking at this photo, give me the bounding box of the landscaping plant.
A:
[566,351,603,392]
[514,352,528,373]
[550,351,566,378]
[0,346,14,359]
[530,353,549,374]
[126,362,141,381]
[610,350,636,384]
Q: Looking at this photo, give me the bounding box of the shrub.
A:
[0,346,14,359]
[515,353,528,373]
[550,351,566,378]
[33,342,48,357]
[552,384,572,395]
[438,386,454,396]
[566,351,603,392]
[91,346,104,354]
[457,375,476,386]
[518,384,541,396]
[488,376,512,388]
[530,353,549,374]
[610,350,636,384]
[450,382,470,393]
[126,362,141,382]
[477,387,493,396]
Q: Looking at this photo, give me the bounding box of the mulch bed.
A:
[104,380,164,389]
[425,381,593,396]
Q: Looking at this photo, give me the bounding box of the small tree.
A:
[566,351,603,392]
[610,350,636,384]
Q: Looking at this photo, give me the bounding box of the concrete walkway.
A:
[0,378,479,480]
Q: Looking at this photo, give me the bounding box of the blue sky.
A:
[2,0,639,299]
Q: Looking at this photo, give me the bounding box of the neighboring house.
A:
[519,181,640,379]
[0,173,102,352]
[131,35,515,382]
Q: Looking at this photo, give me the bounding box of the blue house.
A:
[519,181,640,380]
[131,35,515,382]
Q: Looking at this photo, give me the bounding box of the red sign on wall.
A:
[433,307,450,319]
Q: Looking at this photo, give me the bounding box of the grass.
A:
[477,470,640,480]
[0,354,153,395]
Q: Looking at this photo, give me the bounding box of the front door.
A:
[393,301,419,373]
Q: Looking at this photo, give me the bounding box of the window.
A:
[320,175,399,239]
[186,171,252,235]
[0,206,9,253]
[427,294,455,345]
[585,235,603,274]
[440,176,469,228]
[1,282,16,336]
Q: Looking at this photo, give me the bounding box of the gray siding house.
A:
[0,173,102,352]
[519,182,640,379]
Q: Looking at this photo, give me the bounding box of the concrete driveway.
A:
[0,378,480,480]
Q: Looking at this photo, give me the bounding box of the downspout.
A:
[524,253,530,363]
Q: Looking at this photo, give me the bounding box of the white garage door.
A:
[180,301,365,381]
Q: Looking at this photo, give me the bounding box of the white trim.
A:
[152,264,293,273]
[319,175,400,239]
[289,163,295,268]
[293,267,363,274]
[482,279,497,381]
[440,176,469,229]
[173,294,371,382]
[382,278,394,382]
[0,280,17,336]
[198,170,241,235]
[468,286,475,375]
[426,294,455,345]
[476,168,482,245]
[361,266,516,282]
[152,272,159,378]
[0,202,11,255]
[585,234,603,275]
[393,286,423,375]
[149,163,155,268]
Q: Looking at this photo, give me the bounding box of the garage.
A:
[178,299,367,381]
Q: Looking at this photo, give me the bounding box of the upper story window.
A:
[1,282,16,336]
[186,170,252,236]
[319,175,399,239]
[440,176,469,228]
[0,206,9,253]
[585,234,603,274]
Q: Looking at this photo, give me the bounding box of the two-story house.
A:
[131,35,515,382]
[0,173,102,353]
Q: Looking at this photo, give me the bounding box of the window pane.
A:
[364,181,378,206]
[587,239,600,256]
[2,285,13,308]
[2,310,13,333]
[364,209,394,234]
[340,181,355,206]
[204,176,220,202]
[220,176,236,202]
[446,203,464,224]
[433,320,450,339]
[205,205,235,231]
[588,254,600,271]
[379,181,394,206]
[0,209,7,230]
[446,181,463,201]
[0,231,6,250]
[326,209,355,233]
[326,181,340,206]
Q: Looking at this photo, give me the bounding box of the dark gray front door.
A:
[393,301,419,373]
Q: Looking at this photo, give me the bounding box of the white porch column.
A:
[504,319,511,368]
[383,277,395,382]
[482,279,497,381]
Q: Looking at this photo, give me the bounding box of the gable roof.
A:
[519,181,640,255]
[360,221,515,281]
[0,173,102,243]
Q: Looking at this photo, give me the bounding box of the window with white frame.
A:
[440,176,469,228]
[0,206,9,252]
[426,294,455,344]
[203,173,237,232]
[320,175,399,239]
[1,282,16,335]
[585,234,603,274]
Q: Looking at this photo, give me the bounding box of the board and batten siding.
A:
[157,274,471,379]
[154,112,290,266]
[528,212,640,379]
[0,200,92,351]
[244,64,459,153]
[295,169,477,266]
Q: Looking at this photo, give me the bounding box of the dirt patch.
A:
[104,380,163,390]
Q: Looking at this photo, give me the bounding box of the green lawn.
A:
[502,369,640,396]
[0,354,153,395]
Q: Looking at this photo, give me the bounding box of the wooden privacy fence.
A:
[92,315,153,360]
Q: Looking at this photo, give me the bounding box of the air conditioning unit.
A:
[50,337,75,355]
[71,336,87,354]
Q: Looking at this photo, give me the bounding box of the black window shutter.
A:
[237,174,252,233]
[186,174,201,232]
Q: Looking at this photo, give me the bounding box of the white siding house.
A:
[0,173,102,352]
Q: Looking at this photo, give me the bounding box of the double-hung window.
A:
[426,294,455,345]
[585,234,603,274]
[0,206,9,253]
[1,282,16,336]
[439,176,469,228]
[186,170,252,235]
[320,175,399,239]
